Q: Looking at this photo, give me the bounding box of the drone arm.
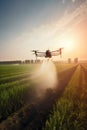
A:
[37,53,45,57]
[51,48,63,57]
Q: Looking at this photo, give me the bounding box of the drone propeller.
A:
[31,50,39,52]
[57,47,64,51]
[31,50,38,61]
[59,48,64,57]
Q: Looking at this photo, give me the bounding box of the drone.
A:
[32,48,63,59]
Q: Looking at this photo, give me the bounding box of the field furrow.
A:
[0,65,77,130]
[0,64,39,78]
[0,77,31,92]
[43,65,87,130]
[0,71,30,79]
[0,73,32,84]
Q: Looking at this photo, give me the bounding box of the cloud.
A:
[72,0,76,2]
[14,0,87,47]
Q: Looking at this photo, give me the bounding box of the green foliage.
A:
[43,65,87,130]
[0,63,74,123]
[0,65,36,122]
[0,64,87,130]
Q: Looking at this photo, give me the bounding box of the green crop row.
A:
[0,64,79,125]
[0,65,44,123]
[0,77,32,92]
[43,65,87,130]
[0,72,32,84]
[0,71,30,79]
[0,64,39,77]
[0,81,35,122]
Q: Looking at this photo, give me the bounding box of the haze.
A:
[0,0,87,61]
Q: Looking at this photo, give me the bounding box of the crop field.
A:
[0,63,87,130]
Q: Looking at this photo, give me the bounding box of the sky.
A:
[0,0,87,61]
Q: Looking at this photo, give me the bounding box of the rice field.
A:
[0,63,87,130]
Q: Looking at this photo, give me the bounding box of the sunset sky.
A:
[0,0,87,61]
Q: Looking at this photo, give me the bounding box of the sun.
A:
[60,36,75,52]
[64,40,74,51]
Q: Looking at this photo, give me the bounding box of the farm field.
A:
[0,63,87,130]
[43,64,87,130]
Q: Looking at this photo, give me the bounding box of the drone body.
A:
[32,48,63,59]
[45,50,52,58]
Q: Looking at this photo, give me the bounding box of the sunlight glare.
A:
[61,36,75,52]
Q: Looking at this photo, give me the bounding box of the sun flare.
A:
[60,36,75,52]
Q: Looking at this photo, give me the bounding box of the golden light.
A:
[60,35,75,52]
